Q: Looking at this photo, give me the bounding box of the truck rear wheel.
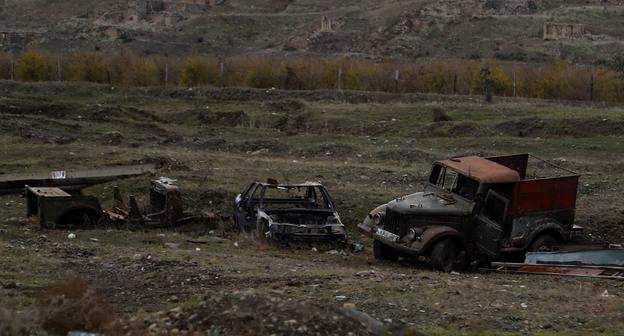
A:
[430,238,458,273]
[529,234,558,252]
[373,240,399,261]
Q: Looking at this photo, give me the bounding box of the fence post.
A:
[57,55,62,81]
[220,62,225,86]
[164,62,169,88]
[10,59,14,80]
[453,72,458,94]
[395,69,400,92]
[337,67,342,91]
[590,73,594,101]
[513,71,517,97]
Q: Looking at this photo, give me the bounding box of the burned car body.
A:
[234,181,347,243]
[358,154,580,272]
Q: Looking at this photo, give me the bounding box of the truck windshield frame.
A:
[429,164,480,201]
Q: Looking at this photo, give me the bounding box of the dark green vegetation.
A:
[1,81,623,335]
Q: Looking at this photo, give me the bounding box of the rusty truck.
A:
[358,154,581,272]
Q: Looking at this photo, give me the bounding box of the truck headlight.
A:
[372,212,385,226]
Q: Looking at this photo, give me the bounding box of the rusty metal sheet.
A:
[0,164,157,195]
[437,156,521,184]
[489,262,624,280]
[511,175,579,214]
[518,265,605,276]
[525,249,624,267]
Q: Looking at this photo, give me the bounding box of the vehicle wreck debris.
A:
[489,247,624,280]
[359,154,581,272]
[25,176,219,230]
[234,180,347,243]
[104,177,219,230]
[26,186,103,228]
[2,164,156,195]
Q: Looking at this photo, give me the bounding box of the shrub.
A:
[38,274,118,335]
[66,51,109,83]
[247,60,278,88]
[432,107,451,122]
[180,55,219,87]
[15,49,55,81]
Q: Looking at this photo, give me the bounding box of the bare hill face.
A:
[1,0,623,63]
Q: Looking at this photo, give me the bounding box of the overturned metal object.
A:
[2,164,156,195]
[25,186,103,228]
[105,177,218,229]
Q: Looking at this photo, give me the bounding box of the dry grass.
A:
[38,274,118,335]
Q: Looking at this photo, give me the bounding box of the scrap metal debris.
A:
[489,248,624,280]
[26,186,102,228]
[104,177,219,229]
[1,164,156,195]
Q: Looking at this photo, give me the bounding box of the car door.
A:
[474,190,509,257]
[235,183,259,232]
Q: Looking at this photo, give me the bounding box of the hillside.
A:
[1,0,623,64]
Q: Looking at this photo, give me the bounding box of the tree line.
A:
[0,49,623,102]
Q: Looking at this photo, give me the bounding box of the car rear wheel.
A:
[373,240,399,261]
[430,238,458,273]
[529,234,558,252]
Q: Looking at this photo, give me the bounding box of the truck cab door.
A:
[474,190,509,257]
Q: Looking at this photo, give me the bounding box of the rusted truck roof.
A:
[438,156,521,184]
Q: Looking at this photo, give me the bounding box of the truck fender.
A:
[407,225,464,256]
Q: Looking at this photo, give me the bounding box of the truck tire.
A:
[529,234,558,252]
[430,238,457,273]
[373,240,399,261]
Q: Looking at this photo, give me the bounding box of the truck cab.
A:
[358,154,580,272]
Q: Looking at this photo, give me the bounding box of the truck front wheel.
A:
[373,240,399,261]
[430,238,458,273]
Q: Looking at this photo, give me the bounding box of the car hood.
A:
[386,191,473,216]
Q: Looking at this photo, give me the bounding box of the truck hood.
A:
[386,191,474,216]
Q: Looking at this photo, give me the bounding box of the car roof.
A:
[437,156,521,184]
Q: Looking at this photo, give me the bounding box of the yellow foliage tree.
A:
[246,60,277,88]
[180,55,218,87]
[15,49,55,81]
[66,52,109,83]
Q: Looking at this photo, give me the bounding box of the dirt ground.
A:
[1,83,624,335]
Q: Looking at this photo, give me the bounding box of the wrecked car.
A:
[358,154,581,272]
[234,181,347,243]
